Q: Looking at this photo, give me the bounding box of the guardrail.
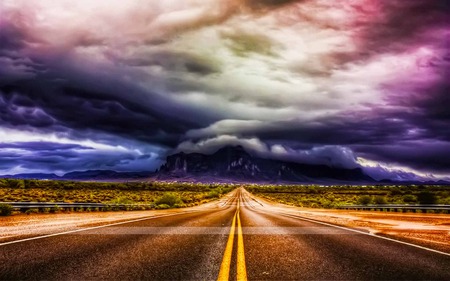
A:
[0,202,155,212]
[337,204,450,213]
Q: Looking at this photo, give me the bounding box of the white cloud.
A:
[176,134,359,168]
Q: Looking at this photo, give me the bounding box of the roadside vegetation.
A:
[0,179,234,215]
[1,179,449,215]
[246,184,450,209]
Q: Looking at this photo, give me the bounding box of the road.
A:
[1,188,449,280]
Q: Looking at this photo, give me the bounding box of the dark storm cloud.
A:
[360,1,450,50]
[354,141,450,173]
[187,111,420,146]
[184,98,450,175]
[0,141,162,173]
[0,142,90,151]
[0,17,29,53]
[0,80,202,148]
[409,80,450,128]
[0,8,217,150]
[0,92,55,128]
[0,9,48,80]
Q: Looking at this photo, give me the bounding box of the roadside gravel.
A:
[254,195,450,254]
[0,199,222,244]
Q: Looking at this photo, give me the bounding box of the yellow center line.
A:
[236,208,247,281]
[217,191,248,281]
[217,202,238,281]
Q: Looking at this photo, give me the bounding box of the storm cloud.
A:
[0,0,449,180]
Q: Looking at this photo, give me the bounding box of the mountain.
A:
[62,170,153,180]
[157,146,375,184]
[0,173,61,180]
[0,170,154,181]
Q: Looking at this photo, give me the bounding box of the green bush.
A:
[25,208,39,215]
[0,204,14,216]
[5,179,25,189]
[156,204,170,209]
[417,191,437,204]
[403,194,417,203]
[109,197,133,205]
[206,190,220,199]
[374,196,387,205]
[155,193,182,207]
[390,188,403,196]
[358,195,372,205]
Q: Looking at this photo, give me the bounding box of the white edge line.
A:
[0,210,202,247]
[273,210,450,257]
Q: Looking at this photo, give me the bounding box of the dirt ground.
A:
[0,198,223,243]
[0,210,174,243]
[288,209,450,252]
[252,192,450,254]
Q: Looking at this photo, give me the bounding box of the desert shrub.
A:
[320,199,335,209]
[390,188,403,196]
[417,191,437,204]
[112,205,121,211]
[41,207,51,213]
[358,195,372,205]
[206,190,220,199]
[109,197,133,204]
[439,196,450,204]
[4,179,25,189]
[156,204,170,209]
[374,196,387,205]
[403,194,417,203]
[181,195,193,203]
[0,204,14,216]
[25,208,39,215]
[155,193,182,207]
[50,205,62,213]
[308,187,319,194]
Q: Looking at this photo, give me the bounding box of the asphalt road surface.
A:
[1,188,449,280]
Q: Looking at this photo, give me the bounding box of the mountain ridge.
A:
[0,170,154,181]
[157,145,375,184]
[2,146,448,184]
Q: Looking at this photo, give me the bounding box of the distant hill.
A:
[62,170,153,180]
[157,146,376,184]
[0,173,61,180]
[0,170,154,181]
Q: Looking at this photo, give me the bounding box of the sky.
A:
[0,0,449,181]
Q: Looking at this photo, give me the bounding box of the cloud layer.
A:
[0,0,449,180]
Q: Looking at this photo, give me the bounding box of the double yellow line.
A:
[217,197,247,281]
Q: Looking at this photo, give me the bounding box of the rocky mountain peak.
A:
[157,146,375,184]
